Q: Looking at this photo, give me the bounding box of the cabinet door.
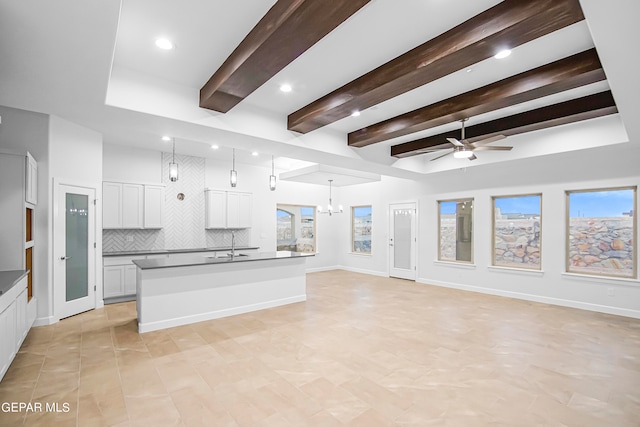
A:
[25,153,38,205]
[103,266,124,298]
[144,185,164,229]
[124,265,137,296]
[122,184,144,229]
[205,190,227,229]
[103,182,122,228]
[16,288,28,347]
[0,301,17,379]
[237,193,252,228]
[226,192,240,228]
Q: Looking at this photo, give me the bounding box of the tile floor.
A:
[0,270,639,426]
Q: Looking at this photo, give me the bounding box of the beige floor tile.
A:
[0,270,638,426]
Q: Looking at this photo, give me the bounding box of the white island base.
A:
[135,254,307,333]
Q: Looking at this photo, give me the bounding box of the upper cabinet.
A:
[143,185,164,229]
[205,189,252,229]
[25,152,37,206]
[103,182,164,229]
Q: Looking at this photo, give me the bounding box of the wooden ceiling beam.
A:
[200,0,371,113]
[349,48,605,147]
[390,91,617,158]
[288,0,584,133]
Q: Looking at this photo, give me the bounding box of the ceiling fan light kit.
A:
[430,118,512,162]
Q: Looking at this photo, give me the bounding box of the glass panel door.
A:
[65,193,89,301]
[393,210,412,270]
[389,203,416,280]
[55,183,95,320]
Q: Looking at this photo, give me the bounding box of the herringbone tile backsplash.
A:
[103,153,250,253]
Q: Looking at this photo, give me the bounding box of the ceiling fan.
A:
[430,119,511,161]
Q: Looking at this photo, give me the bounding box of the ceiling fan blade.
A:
[468,154,477,161]
[472,146,513,151]
[429,150,453,161]
[467,134,506,146]
[446,137,464,147]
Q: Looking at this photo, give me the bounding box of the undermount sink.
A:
[205,253,249,259]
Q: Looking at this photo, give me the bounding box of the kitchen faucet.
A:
[230,231,236,258]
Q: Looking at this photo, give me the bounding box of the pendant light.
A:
[169,138,178,182]
[230,148,237,187]
[269,155,276,191]
[317,179,343,216]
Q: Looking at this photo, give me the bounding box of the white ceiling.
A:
[0,0,638,185]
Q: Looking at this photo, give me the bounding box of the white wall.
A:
[339,141,640,318]
[0,105,50,324]
[103,143,162,183]
[49,116,103,322]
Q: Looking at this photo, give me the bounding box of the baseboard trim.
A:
[417,278,640,319]
[32,316,57,327]
[138,295,307,333]
[306,265,340,273]
[336,265,388,277]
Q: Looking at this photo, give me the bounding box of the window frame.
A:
[565,186,637,279]
[491,193,542,270]
[276,203,317,254]
[437,198,474,264]
[351,205,372,254]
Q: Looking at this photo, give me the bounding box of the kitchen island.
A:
[132,251,311,333]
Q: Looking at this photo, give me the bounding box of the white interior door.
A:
[55,183,96,319]
[389,203,416,280]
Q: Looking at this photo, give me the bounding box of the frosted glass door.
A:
[55,183,95,319]
[389,203,416,280]
[65,193,89,301]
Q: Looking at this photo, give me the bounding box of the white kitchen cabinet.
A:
[122,184,144,228]
[0,275,28,382]
[103,182,123,228]
[205,189,252,229]
[143,185,164,228]
[16,288,28,347]
[0,300,17,379]
[25,152,38,205]
[205,190,227,229]
[124,265,137,295]
[103,182,164,229]
[103,255,150,300]
[103,265,125,298]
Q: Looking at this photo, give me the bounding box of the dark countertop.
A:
[103,246,260,257]
[0,270,29,296]
[133,251,313,270]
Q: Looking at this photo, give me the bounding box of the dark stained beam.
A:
[200,0,371,113]
[288,0,584,133]
[349,49,605,147]
[390,91,617,158]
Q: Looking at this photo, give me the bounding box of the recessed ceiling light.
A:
[155,38,174,50]
[279,84,292,93]
[161,135,171,141]
[494,49,511,59]
[211,144,219,150]
[351,111,361,117]
[251,151,259,156]
[466,68,473,73]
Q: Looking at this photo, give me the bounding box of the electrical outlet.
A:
[607,288,615,297]
[126,235,134,242]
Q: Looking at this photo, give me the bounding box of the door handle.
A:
[60,256,72,260]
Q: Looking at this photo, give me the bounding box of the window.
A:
[276,204,316,253]
[492,194,542,269]
[566,187,636,278]
[352,206,372,253]
[438,199,473,263]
